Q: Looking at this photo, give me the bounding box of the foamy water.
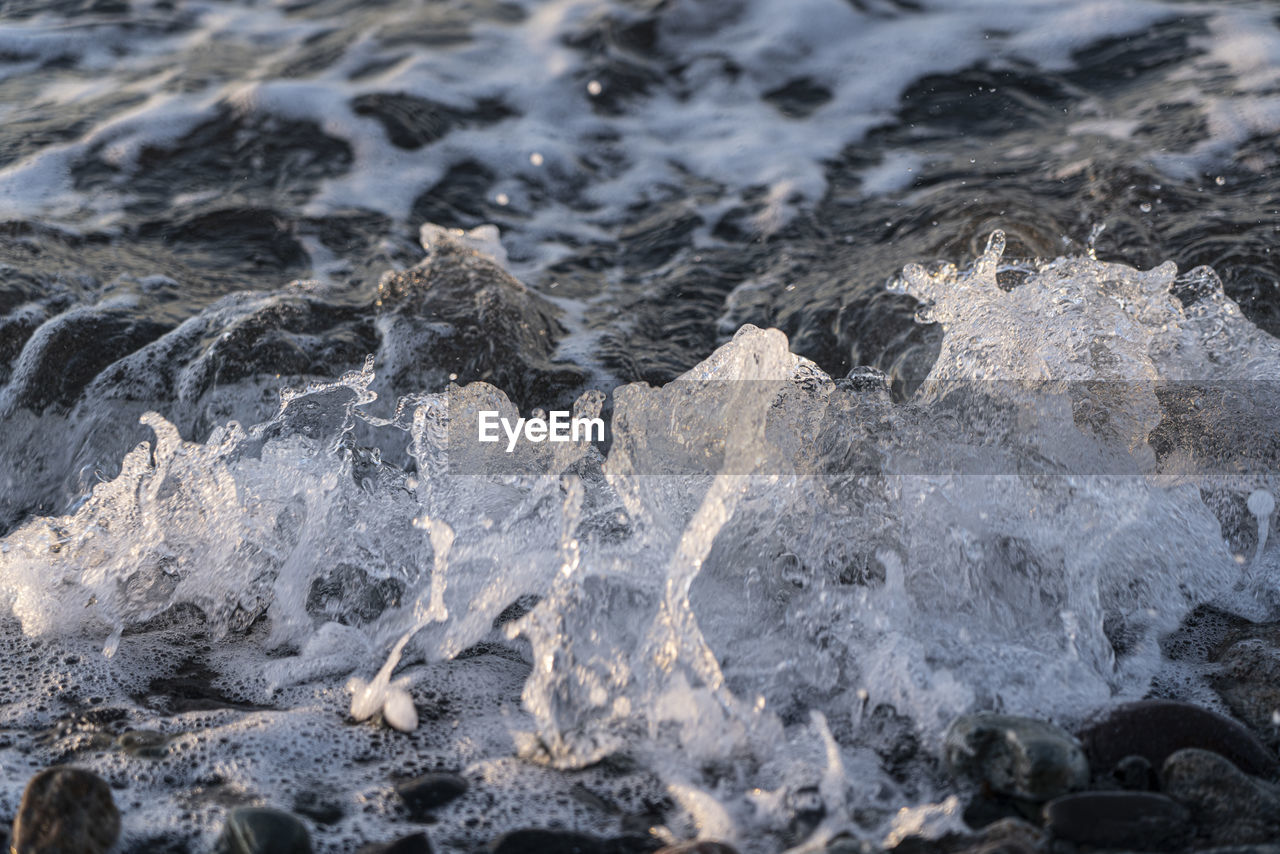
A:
[2,229,1279,851]
[3,0,1280,851]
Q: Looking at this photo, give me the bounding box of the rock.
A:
[1077,699,1279,778]
[1161,748,1280,846]
[1212,638,1280,750]
[824,838,879,854]
[11,767,121,854]
[215,807,312,854]
[356,833,433,854]
[655,844,740,854]
[115,729,169,758]
[1111,754,1157,791]
[395,772,468,819]
[488,829,661,854]
[375,225,585,409]
[943,713,1088,801]
[1042,791,1189,850]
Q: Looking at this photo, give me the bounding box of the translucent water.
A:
[2,231,1277,850]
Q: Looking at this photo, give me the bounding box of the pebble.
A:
[1077,699,1280,778]
[215,807,313,854]
[488,829,661,854]
[356,832,433,854]
[1042,791,1189,850]
[395,772,468,819]
[11,767,121,854]
[1212,638,1280,749]
[1162,748,1280,847]
[1110,754,1157,791]
[944,713,1088,801]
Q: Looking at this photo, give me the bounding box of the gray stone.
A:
[1212,638,1280,750]
[944,713,1088,801]
[357,833,433,854]
[1042,791,1189,850]
[395,771,468,819]
[215,806,313,854]
[1162,748,1280,847]
[11,767,121,854]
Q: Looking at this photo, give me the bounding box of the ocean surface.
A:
[1,0,1279,850]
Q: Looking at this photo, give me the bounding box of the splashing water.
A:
[2,232,1279,849]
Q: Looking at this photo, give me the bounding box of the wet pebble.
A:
[11,767,121,854]
[356,832,433,854]
[1042,791,1190,850]
[395,772,468,819]
[1111,754,1157,791]
[654,843,740,854]
[1161,748,1280,847]
[1077,699,1279,778]
[1212,638,1280,749]
[215,807,312,854]
[944,713,1088,801]
[488,829,661,854]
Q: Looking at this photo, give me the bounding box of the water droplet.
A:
[587,80,602,96]
[1215,176,1226,186]
[495,193,510,206]
[529,152,544,166]
[1139,202,1152,213]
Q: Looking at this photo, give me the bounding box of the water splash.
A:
[3,235,1280,847]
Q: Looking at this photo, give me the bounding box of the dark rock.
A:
[215,807,312,854]
[351,92,513,150]
[654,843,739,854]
[356,833,433,854]
[762,77,833,119]
[11,767,121,854]
[375,225,585,409]
[395,772,468,818]
[1212,638,1280,749]
[1161,748,1280,847]
[292,790,344,826]
[1111,754,1157,791]
[488,829,661,854]
[1042,791,1190,850]
[944,713,1088,801]
[1,305,171,414]
[1077,699,1280,779]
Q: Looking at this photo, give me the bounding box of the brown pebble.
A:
[1077,700,1279,779]
[11,767,121,854]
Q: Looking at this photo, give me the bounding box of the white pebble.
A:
[383,687,418,732]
